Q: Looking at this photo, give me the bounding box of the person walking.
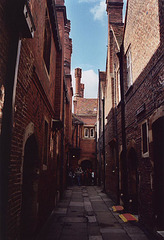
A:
[75,166,83,186]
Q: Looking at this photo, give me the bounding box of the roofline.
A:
[123,0,129,40]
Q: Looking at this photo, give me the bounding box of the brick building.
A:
[0,0,72,239]
[97,0,124,201]
[70,68,98,176]
[97,0,164,236]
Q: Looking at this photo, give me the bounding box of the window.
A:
[43,120,49,165]
[90,128,94,138]
[117,69,121,103]
[84,128,89,138]
[141,121,149,157]
[43,10,51,74]
[126,47,133,88]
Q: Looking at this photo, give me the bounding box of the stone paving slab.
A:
[102,232,131,240]
[53,208,67,214]
[36,186,152,240]
[84,197,90,202]
[61,222,88,240]
[69,202,84,207]
[124,226,147,234]
[87,215,97,223]
[96,211,118,225]
[60,216,87,223]
[90,199,104,202]
[92,202,109,212]
[127,234,150,240]
[88,223,100,235]
[100,227,125,233]
[89,236,103,240]
[84,201,93,211]
[82,193,89,197]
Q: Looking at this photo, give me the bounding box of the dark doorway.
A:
[81,160,92,171]
[20,134,39,239]
[152,116,164,230]
[127,148,138,214]
[120,151,124,203]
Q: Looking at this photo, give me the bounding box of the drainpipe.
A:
[102,97,106,192]
[98,69,102,186]
[60,75,65,197]
[118,44,128,210]
[113,65,120,205]
[0,32,21,239]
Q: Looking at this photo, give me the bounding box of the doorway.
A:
[20,134,39,239]
[127,148,138,214]
[81,160,92,171]
[152,116,164,230]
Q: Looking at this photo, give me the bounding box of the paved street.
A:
[37,186,154,240]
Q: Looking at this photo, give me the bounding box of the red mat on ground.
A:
[112,206,124,212]
[119,213,138,222]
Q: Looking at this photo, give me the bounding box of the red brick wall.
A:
[123,0,163,231]
[4,0,67,238]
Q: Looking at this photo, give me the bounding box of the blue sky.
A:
[65,0,127,98]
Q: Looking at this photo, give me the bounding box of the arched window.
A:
[84,128,89,138]
[90,128,94,138]
[43,9,51,74]
[126,46,133,88]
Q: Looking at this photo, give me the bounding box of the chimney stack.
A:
[106,0,123,24]
[55,0,64,6]
[75,68,82,97]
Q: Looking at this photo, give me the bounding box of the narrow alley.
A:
[37,186,152,240]
[0,0,164,239]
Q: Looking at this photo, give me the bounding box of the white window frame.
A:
[141,120,149,158]
[90,128,95,138]
[117,69,121,103]
[126,46,133,88]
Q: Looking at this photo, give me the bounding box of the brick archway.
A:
[80,159,93,171]
[20,134,39,239]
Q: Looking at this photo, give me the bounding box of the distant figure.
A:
[75,166,83,186]
[68,168,73,186]
[91,171,95,185]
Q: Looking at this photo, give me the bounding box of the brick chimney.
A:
[64,20,72,75]
[55,0,64,6]
[75,68,82,97]
[80,83,84,98]
[106,0,123,24]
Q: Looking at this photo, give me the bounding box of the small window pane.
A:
[142,122,148,154]
[126,48,133,88]
[84,128,89,138]
[90,128,94,138]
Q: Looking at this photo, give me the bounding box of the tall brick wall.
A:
[98,0,163,233]
[123,0,164,232]
[124,0,160,83]
[0,0,72,238]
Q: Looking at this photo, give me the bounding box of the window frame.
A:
[117,68,121,104]
[126,46,133,88]
[84,128,89,138]
[141,120,149,158]
[43,9,51,75]
[90,128,95,138]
